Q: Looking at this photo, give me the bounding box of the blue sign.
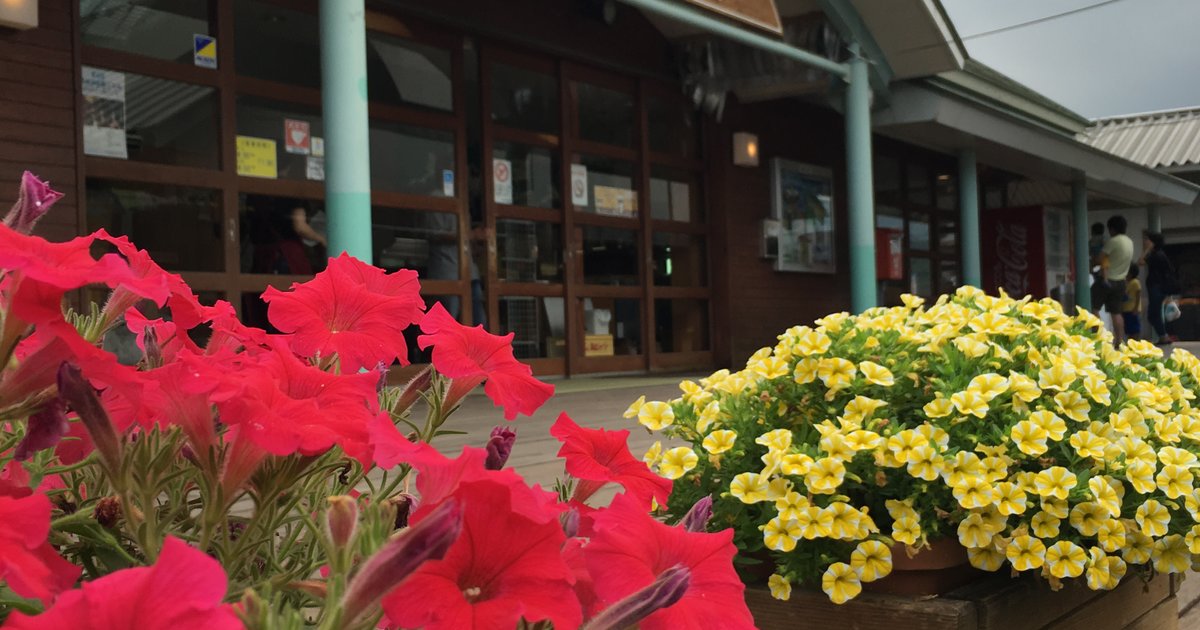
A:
[193,34,217,69]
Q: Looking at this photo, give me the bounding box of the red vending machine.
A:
[980,206,1075,307]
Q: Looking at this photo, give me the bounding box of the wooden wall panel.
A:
[0,0,79,240]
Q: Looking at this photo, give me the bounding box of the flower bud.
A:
[679,496,713,533]
[57,363,121,475]
[142,326,162,368]
[441,375,486,413]
[581,564,690,630]
[14,397,69,460]
[561,507,580,538]
[2,171,63,234]
[393,367,432,414]
[94,496,122,528]
[484,426,516,470]
[325,496,359,550]
[339,499,462,628]
[373,361,389,393]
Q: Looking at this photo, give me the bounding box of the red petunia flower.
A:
[550,413,672,508]
[0,493,82,605]
[417,302,554,420]
[94,231,198,329]
[5,536,240,630]
[262,253,424,371]
[382,479,582,630]
[582,493,755,630]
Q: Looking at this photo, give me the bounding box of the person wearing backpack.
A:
[1140,231,1181,345]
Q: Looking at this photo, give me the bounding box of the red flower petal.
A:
[0,493,81,604]
[550,413,671,508]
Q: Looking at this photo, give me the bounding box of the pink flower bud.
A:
[339,499,462,628]
[581,564,690,630]
[325,496,359,550]
[561,507,580,538]
[3,171,64,235]
[57,363,121,475]
[142,326,162,368]
[14,397,68,460]
[393,367,432,414]
[679,495,713,533]
[484,426,516,470]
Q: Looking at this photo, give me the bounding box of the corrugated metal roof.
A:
[1082,107,1200,170]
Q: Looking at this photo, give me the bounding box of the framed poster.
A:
[769,159,835,273]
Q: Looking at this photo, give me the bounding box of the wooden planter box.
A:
[747,573,1178,630]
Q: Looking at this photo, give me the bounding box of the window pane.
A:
[236,96,323,181]
[499,296,566,359]
[936,173,956,210]
[373,208,460,281]
[491,63,558,134]
[87,179,222,272]
[573,155,637,217]
[939,260,960,296]
[239,194,327,275]
[875,155,901,204]
[647,95,699,157]
[910,257,933,298]
[938,217,958,257]
[367,34,453,111]
[581,297,641,355]
[908,212,930,251]
[876,204,905,305]
[82,1,211,63]
[985,185,1005,210]
[497,220,562,283]
[649,166,703,222]
[493,142,560,208]
[235,0,320,89]
[83,68,219,168]
[655,299,709,352]
[575,81,634,147]
[579,226,638,286]
[370,122,455,196]
[653,232,706,287]
[907,163,931,206]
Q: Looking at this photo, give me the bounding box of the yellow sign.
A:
[236,136,277,179]
[584,334,614,357]
[593,186,637,217]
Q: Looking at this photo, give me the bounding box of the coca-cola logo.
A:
[994,223,1030,295]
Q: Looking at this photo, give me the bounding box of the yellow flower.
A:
[781,453,814,476]
[1083,374,1112,405]
[968,545,1006,571]
[793,358,819,384]
[1005,535,1047,571]
[1097,519,1127,552]
[886,430,929,464]
[1068,430,1110,459]
[820,433,855,462]
[1029,410,1068,441]
[795,505,833,540]
[1011,420,1049,456]
[643,441,663,466]
[1159,446,1198,468]
[1136,499,1171,537]
[858,361,895,387]
[850,540,893,582]
[1156,464,1195,499]
[1031,511,1061,538]
[1111,407,1147,436]
[638,401,675,430]
[1152,534,1190,574]
[951,390,989,419]
[824,502,862,540]
[1008,372,1042,403]
[1044,541,1087,578]
[906,445,944,481]
[751,356,791,380]
[1087,548,1128,590]
[766,476,791,501]
[805,457,846,494]
[892,516,921,545]
[994,482,1027,515]
[1038,361,1077,391]
[946,452,985,487]
[1187,525,1200,554]
[923,397,954,419]
[957,513,994,548]
[821,562,862,604]
[730,472,770,504]
[817,358,857,390]
[1126,460,1158,494]
[795,327,832,355]
[762,516,801,552]
[775,491,809,521]
[968,373,1009,401]
[696,401,721,432]
[915,424,950,450]
[981,456,1008,483]
[659,447,698,480]
[1034,467,1077,500]
[954,335,989,358]
[845,430,883,451]
[768,574,792,601]
[885,499,918,522]
[702,430,737,454]
[1068,502,1106,537]
[1042,497,1069,521]
[623,395,645,419]
[1054,391,1090,424]
[756,428,793,452]
[1089,477,1122,518]
[1123,529,1155,564]
[952,477,994,510]
[842,396,887,426]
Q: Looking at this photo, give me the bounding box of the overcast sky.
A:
[939,0,1200,119]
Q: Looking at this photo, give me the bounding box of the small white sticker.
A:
[442,169,455,197]
[493,158,513,205]
[570,164,588,207]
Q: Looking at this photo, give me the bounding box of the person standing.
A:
[1140,231,1178,345]
[1098,215,1133,344]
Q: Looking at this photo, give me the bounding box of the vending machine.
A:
[980,206,1075,308]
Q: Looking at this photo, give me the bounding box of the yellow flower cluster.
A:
[634,287,1200,604]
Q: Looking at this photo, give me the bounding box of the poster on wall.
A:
[593,185,636,217]
[284,119,311,155]
[769,158,835,273]
[82,67,128,159]
[236,136,278,179]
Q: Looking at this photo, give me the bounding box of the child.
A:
[1122,262,1142,340]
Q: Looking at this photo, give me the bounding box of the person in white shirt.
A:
[1098,214,1134,344]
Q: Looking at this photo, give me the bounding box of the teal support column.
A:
[845,46,876,313]
[1072,178,1090,311]
[1147,204,1162,233]
[320,0,372,262]
[958,148,980,287]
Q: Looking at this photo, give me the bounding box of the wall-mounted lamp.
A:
[0,0,38,30]
[733,132,759,167]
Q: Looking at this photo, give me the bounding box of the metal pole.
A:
[1147,204,1161,233]
[958,148,980,287]
[845,46,876,313]
[615,0,849,79]
[1072,178,1090,311]
[320,0,373,262]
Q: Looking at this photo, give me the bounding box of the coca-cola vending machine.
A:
[981,206,1075,308]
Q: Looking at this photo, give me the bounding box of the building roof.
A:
[1082,106,1200,171]
[928,60,1092,137]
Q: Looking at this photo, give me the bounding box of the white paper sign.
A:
[570,164,588,207]
[493,158,513,205]
[82,67,128,159]
[311,137,325,158]
[306,157,325,181]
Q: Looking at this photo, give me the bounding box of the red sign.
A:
[875,228,903,280]
[284,119,311,155]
